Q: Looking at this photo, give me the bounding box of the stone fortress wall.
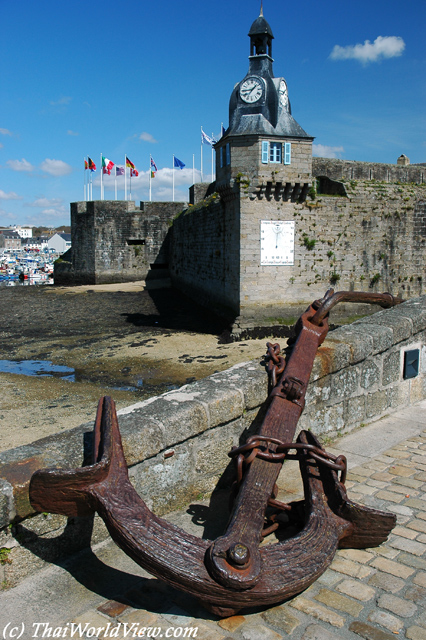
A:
[55,158,426,327]
[169,158,426,324]
[0,296,425,587]
[55,199,185,286]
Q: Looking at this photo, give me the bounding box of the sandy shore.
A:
[0,281,287,451]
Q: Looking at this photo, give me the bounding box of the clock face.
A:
[260,220,295,266]
[278,79,289,109]
[240,77,263,103]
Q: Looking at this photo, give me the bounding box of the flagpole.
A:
[200,127,203,182]
[115,170,117,201]
[124,156,127,201]
[149,155,152,202]
[84,158,86,201]
[100,153,103,201]
[172,155,175,202]
[211,136,214,182]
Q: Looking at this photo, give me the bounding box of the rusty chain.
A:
[228,433,347,540]
[229,435,347,485]
[266,342,286,389]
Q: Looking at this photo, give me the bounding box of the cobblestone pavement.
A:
[2,402,426,640]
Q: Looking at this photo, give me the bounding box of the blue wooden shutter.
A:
[284,142,291,165]
[262,141,269,163]
[226,143,231,165]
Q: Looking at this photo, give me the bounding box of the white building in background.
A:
[48,233,71,254]
[13,226,32,238]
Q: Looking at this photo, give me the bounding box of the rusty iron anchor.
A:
[30,290,402,617]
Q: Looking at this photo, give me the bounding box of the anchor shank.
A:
[206,307,329,589]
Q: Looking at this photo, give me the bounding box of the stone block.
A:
[361,359,381,389]
[345,395,366,426]
[395,298,426,333]
[366,390,388,418]
[330,365,360,400]
[383,350,401,386]
[208,360,267,411]
[310,402,345,435]
[328,325,374,363]
[361,311,413,345]
[120,389,209,456]
[310,340,352,381]
[351,321,394,355]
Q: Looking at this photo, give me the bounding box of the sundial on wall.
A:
[260,220,295,265]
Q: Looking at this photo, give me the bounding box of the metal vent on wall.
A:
[403,349,420,380]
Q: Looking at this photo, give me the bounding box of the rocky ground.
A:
[0,281,289,451]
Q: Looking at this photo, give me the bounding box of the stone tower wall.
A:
[169,194,241,319]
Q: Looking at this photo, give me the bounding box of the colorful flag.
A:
[88,157,96,171]
[151,157,158,172]
[151,171,155,178]
[126,156,135,169]
[116,166,125,176]
[174,156,185,169]
[130,168,139,177]
[84,160,89,170]
[201,129,216,146]
[102,156,114,175]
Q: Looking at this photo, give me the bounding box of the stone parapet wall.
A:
[0,297,425,587]
[313,157,426,184]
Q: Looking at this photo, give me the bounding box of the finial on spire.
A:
[260,1,264,17]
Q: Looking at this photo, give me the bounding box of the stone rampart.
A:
[0,296,425,587]
[313,157,426,184]
[55,200,185,285]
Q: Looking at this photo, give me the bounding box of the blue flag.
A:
[174,156,185,169]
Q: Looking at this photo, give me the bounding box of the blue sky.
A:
[1,0,425,227]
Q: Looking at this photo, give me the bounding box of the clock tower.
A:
[216,5,314,202]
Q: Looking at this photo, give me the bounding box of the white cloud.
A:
[313,144,345,159]
[330,36,405,64]
[40,159,72,176]
[67,130,79,136]
[99,166,201,202]
[0,143,3,149]
[139,132,158,143]
[0,209,16,221]
[0,189,21,200]
[28,197,64,208]
[50,96,72,106]
[39,206,68,217]
[7,158,34,172]
[0,128,12,136]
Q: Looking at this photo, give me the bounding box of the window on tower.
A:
[220,144,231,168]
[269,142,282,163]
[261,141,291,165]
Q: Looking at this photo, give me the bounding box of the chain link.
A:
[229,435,347,485]
[266,342,286,388]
